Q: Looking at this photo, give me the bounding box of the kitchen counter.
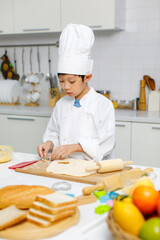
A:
[0,152,160,240]
[1,105,160,123]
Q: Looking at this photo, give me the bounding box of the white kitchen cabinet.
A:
[0,0,14,34]
[0,115,49,154]
[115,121,131,161]
[131,123,160,167]
[13,0,61,33]
[61,0,125,30]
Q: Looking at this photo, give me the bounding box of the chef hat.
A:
[58,23,95,75]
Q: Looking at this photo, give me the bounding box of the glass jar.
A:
[96,90,110,99]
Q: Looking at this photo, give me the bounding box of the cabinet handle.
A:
[115,123,126,127]
[7,117,35,121]
[0,30,3,33]
[152,126,160,130]
[88,25,102,29]
[23,28,50,32]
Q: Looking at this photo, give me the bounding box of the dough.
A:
[46,158,97,176]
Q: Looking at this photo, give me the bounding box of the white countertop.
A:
[1,105,160,123]
[0,152,160,240]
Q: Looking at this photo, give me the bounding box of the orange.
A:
[132,186,159,215]
[157,195,160,216]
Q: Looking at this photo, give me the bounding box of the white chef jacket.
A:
[43,87,115,161]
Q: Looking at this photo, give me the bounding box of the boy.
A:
[37,24,115,161]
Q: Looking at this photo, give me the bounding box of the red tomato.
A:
[132,186,159,215]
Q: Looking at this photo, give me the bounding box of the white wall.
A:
[0,0,160,106]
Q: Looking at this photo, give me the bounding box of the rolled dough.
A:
[46,158,97,176]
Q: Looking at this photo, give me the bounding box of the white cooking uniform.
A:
[43,87,115,162]
[43,24,115,161]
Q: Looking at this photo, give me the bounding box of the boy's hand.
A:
[51,144,83,160]
[37,141,54,158]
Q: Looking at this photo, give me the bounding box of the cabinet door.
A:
[115,121,131,161]
[61,0,124,30]
[0,115,49,154]
[132,123,160,167]
[13,0,61,33]
[0,0,13,34]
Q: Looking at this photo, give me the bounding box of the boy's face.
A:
[58,74,91,99]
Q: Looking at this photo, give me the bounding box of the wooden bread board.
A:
[16,160,132,185]
[0,208,80,240]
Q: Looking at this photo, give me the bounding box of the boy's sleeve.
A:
[78,101,115,161]
[43,106,60,149]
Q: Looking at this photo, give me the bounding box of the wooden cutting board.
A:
[16,160,132,185]
[0,208,80,240]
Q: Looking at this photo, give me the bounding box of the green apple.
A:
[139,217,160,240]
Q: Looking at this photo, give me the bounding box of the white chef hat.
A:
[58,23,95,75]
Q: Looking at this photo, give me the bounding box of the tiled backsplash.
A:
[0,0,160,106]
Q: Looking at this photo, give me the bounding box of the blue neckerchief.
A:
[73,99,81,108]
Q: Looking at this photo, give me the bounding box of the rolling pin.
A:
[83,168,153,195]
[86,158,133,173]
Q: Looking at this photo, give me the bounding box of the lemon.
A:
[126,176,154,195]
[113,199,145,236]
[122,196,133,204]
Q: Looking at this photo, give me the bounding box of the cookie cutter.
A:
[41,156,51,162]
[51,181,72,191]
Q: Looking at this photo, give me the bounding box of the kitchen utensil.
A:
[15,160,132,185]
[148,91,160,112]
[76,194,97,206]
[21,48,27,86]
[139,79,146,111]
[143,75,155,91]
[46,47,54,88]
[52,75,58,88]
[82,168,153,195]
[9,160,38,169]
[30,47,33,75]
[51,181,72,191]
[14,48,17,73]
[86,159,133,173]
[36,47,44,79]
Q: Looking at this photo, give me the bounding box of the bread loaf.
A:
[0,185,54,209]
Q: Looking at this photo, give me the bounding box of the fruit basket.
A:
[107,210,141,240]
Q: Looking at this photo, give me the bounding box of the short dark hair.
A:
[57,73,85,81]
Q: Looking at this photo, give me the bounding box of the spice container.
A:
[96,90,110,99]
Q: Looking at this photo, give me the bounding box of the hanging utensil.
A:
[20,48,27,86]
[13,48,19,80]
[30,47,33,74]
[14,48,17,73]
[36,47,44,79]
[45,47,53,88]
[52,75,58,88]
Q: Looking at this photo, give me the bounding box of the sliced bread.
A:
[36,192,77,208]
[0,185,54,209]
[0,205,27,230]
[32,201,76,214]
[27,213,51,227]
[29,208,75,222]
